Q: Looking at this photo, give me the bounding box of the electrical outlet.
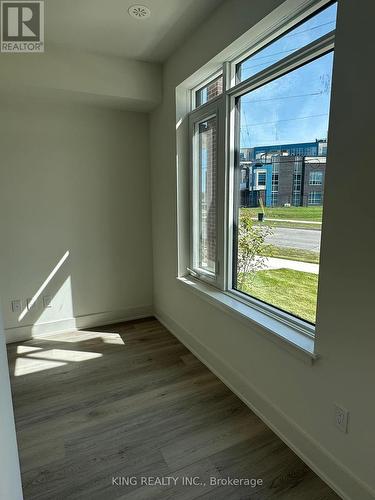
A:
[43,295,52,308]
[334,404,349,433]
[11,299,22,313]
[27,298,36,310]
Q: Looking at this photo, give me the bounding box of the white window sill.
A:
[177,276,318,364]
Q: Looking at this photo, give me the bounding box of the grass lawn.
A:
[243,206,323,222]
[261,244,320,264]
[238,268,318,323]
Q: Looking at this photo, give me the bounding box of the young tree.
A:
[237,211,273,287]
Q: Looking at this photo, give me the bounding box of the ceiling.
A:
[45,0,224,62]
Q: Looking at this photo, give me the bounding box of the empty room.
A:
[0,0,374,499]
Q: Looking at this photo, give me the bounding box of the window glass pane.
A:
[257,172,267,186]
[308,191,323,204]
[233,52,334,324]
[197,117,217,273]
[309,170,323,185]
[196,75,223,107]
[237,2,337,82]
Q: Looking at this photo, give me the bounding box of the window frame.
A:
[186,0,336,338]
[308,191,323,205]
[228,0,336,86]
[191,70,223,110]
[188,97,226,288]
[256,170,267,189]
[309,171,324,185]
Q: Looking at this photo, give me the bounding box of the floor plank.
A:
[7,317,340,500]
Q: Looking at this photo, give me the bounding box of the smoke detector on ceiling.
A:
[128,5,151,19]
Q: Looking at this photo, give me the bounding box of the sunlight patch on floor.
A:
[14,348,105,376]
[14,357,66,376]
[26,349,103,362]
[16,345,43,354]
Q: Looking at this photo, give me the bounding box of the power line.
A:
[241,113,328,128]
[245,46,303,64]
[242,90,325,104]
[281,19,335,40]
[242,48,331,72]
[241,20,336,71]
[241,57,293,72]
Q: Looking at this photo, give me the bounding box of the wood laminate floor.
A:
[7,317,340,500]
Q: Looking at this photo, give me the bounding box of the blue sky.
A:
[240,3,337,149]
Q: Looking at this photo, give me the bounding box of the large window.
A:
[308,191,323,205]
[309,171,323,185]
[188,1,337,330]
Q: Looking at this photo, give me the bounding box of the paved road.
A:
[265,227,321,252]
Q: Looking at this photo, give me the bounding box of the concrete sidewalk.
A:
[252,217,321,225]
[258,256,319,274]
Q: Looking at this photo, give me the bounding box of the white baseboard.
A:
[74,306,153,330]
[4,305,153,344]
[155,308,375,500]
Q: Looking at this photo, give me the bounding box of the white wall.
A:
[0,309,23,499]
[0,96,153,342]
[150,0,375,499]
[0,47,162,112]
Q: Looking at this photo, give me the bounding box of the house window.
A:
[272,173,279,192]
[187,1,337,329]
[292,193,301,206]
[195,75,223,108]
[271,193,278,206]
[309,171,323,185]
[293,173,302,192]
[257,171,267,187]
[308,191,323,205]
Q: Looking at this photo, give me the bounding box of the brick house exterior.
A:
[239,152,326,207]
